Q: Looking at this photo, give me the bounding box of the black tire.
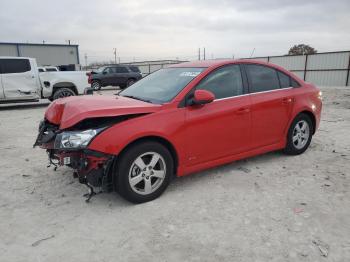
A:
[52,88,76,100]
[91,80,101,91]
[116,141,173,203]
[119,83,127,90]
[126,78,136,87]
[284,113,314,155]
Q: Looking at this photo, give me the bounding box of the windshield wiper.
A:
[122,95,153,103]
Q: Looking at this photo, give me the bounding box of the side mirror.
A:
[103,71,107,74]
[191,90,215,105]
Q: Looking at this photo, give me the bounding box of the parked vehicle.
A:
[38,66,59,72]
[35,60,322,203]
[88,65,142,90]
[0,57,89,103]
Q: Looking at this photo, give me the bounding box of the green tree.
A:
[288,44,317,55]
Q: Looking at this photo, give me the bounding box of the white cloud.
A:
[1,0,349,62]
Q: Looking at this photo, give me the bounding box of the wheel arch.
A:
[52,82,78,95]
[293,110,316,134]
[118,135,179,177]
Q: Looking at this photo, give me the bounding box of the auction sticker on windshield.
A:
[180,71,202,77]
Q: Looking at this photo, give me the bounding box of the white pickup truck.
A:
[0,57,90,103]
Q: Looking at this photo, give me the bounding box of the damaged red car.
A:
[34,60,322,203]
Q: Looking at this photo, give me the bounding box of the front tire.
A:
[284,113,313,155]
[116,141,173,203]
[91,80,101,91]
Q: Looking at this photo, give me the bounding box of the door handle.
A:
[235,107,250,115]
[282,98,293,104]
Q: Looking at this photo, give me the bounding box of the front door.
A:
[184,64,251,166]
[101,67,116,86]
[0,58,39,100]
[244,64,294,148]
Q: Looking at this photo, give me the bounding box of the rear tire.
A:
[116,141,173,203]
[126,78,136,87]
[284,113,313,155]
[91,80,101,91]
[52,88,76,100]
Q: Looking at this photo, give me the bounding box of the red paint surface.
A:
[44,60,322,177]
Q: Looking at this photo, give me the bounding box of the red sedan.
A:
[35,60,322,203]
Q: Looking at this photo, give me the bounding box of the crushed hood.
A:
[45,95,161,129]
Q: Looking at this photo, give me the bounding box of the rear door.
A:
[244,64,294,148]
[115,66,130,85]
[0,58,39,100]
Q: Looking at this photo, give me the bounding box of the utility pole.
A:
[84,53,88,68]
[198,48,201,60]
[113,48,117,64]
[68,40,71,45]
[249,48,255,58]
[203,47,206,60]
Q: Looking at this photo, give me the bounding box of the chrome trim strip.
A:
[213,87,293,102]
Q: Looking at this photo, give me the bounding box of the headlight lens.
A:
[55,128,105,149]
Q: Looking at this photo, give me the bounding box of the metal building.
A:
[245,51,350,86]
[0,42,80,68]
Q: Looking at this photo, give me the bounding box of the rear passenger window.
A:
[277,71,291,88]
[0,59,31,74]
[116,67,129,73]
[245,64,280,93]
[196,65,243,99]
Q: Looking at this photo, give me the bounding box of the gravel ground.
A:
[0,86,349,262]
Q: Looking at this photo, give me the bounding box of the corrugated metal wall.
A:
[247,51,350,86]
[0,43,79,66]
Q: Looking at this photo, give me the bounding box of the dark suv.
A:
[89,65,142,90]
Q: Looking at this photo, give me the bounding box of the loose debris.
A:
[312,238,330,257]
[31,235,55,247]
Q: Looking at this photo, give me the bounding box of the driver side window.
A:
[196,65,243,99]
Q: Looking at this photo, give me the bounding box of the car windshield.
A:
[119,67,205,104]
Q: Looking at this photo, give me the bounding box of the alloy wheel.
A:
[292,120,310,150]
[92,81,100,90]
[128,152,166,195]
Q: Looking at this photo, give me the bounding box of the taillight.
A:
[87,73,92,84]
[318,91,323,101]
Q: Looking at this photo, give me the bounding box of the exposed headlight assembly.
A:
[55,128,105,149]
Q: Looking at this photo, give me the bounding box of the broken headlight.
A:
[55,128,105,149]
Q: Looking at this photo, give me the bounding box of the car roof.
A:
[168,59,304,83]
[169,59,278,68]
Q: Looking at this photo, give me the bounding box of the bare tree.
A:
[288,44,317,55]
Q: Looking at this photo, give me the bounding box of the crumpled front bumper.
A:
[34,119,114,190]
[50,149,113,189]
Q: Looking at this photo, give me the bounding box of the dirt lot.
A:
[0,86,349,262]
